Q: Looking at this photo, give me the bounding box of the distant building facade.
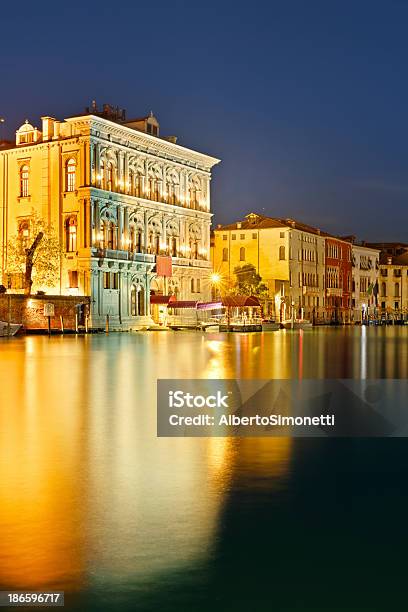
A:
[324,236,352,323]
[366,243,408,319]
[211,213,326,321]
[0,104,220,329]
[349,242,380,321]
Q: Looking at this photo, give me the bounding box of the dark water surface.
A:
[1,327,408,611]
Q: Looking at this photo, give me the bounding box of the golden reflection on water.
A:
[1,328,407,593]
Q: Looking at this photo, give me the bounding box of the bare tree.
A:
[5,211,62,295]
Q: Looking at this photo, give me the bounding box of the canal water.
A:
[1,327,408,611]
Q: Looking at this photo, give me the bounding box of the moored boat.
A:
[0,321,22,337]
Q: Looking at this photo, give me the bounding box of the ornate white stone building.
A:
[0,104,220,329]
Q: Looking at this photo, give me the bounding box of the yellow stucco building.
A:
[0,104,220,329]
[211,213,326,321]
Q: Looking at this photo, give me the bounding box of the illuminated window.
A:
[20,165,29,197]
[107,163,114,191]
[100,161,105,189]
[135,173,143,197]
[66,158,76,192]
[107,222,117,249]
[129,225,135,250]
[66,216,77,252]
[129,170,134,195]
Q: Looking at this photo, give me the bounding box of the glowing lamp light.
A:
[211,273,221,284]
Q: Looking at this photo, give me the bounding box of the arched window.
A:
[190,241,198,259]
[240,247,245,261]
[279,245,286,260]
[128,170,134,196]
[107,163,114,191]
[100,221,105,248]
[138,287,145,316]
[381,282,386,297]
[20,165,29,197]
[222,247,228,262]
[136,229,142,253]
[148,177,154,199]
[100,160,105,189]
[135,173,143,197]
[66,158,76,192]
[395,282,400,297]
[66,216,77,252]
[129,225,135,250]
[167,181,175,204]
[131,285,137,316]
[107,222,117,250]
[189,187,198,208]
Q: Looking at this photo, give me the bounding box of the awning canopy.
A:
[197,301,223,311]
[168,301,198,309]
[150,295,175,305]
[222,295,261,307]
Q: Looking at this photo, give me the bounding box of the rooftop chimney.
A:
[41,116,56,141]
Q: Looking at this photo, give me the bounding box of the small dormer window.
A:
[147,123,158,136]
[16,120,41,146]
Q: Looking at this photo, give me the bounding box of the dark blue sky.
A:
[1,1,407,240]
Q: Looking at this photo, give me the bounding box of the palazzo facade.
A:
[211,213,327,321]
[0,104,220,329]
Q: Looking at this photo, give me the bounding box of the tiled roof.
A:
[214,214,286,231]
[380,251,408,266]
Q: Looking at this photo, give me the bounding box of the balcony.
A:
[326,287,343,297]
[92,247,155,264]
[303,286,320,296]
[91,247,210,269]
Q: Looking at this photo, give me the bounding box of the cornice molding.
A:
[66,114,220,171]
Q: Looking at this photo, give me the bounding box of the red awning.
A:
[168,301,198,309]
[197,301,223,310]
[150,295,175,305]
[222,296,261,307]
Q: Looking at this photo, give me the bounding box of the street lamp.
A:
[210,272,222,300]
